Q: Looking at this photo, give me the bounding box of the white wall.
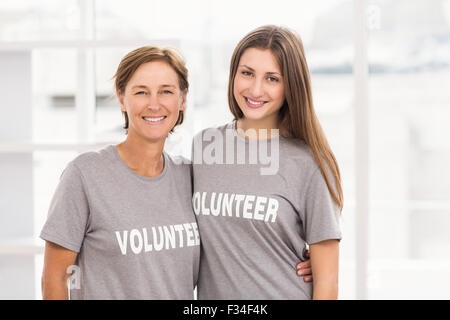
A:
[0,51,35,299]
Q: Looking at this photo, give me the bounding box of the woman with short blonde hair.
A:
[40,46,200,299]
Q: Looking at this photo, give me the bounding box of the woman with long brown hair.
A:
[192,25,343,299]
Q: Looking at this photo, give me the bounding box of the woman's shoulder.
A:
[165,152,192,175]
[69,145,115,172]
[278,138,321,176]
[165,153,191,168]
[164,152,193,192]
[281,138,316,161]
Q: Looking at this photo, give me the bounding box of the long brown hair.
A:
[228,25,343,212]
[113,46,188,133]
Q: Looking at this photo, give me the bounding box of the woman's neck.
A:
[116,132,165,178]
[237,117,281,140]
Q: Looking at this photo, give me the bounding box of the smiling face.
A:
[118,60,186,142]
[233,48,285,128]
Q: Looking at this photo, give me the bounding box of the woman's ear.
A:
[179,89,188,111]
[117,90,126,111]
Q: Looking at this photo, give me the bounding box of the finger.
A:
[303,276,313,283]
[302,268,312,276]
[297,268,312,277]
[296,268,311,277]
[296,261,311,270]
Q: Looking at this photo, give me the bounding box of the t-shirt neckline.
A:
[109,145,169,183]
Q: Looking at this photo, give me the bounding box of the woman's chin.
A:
[240,109,270,123]
[130,127,171,143]
[144,129,171,142]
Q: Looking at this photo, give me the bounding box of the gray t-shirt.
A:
[40,145,200,299]
[192,122,342,299]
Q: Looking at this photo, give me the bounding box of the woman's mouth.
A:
[244,97,267,109]
[142,116,167,124]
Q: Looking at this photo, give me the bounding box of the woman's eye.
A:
[242,71,253,76]
[135,91,146,95]
[161,90,173,94]
[267,77,279,82]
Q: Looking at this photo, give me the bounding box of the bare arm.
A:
[41,241,78,300]
[309,239,340,300]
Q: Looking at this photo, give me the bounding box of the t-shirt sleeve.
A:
[302,167,342,245]
[39,161,90,253]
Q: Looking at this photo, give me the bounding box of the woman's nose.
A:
[249,78,264,98]
[146,96,162,111]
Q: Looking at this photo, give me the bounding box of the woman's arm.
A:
[309,239,340,300]
[41,241,78,300]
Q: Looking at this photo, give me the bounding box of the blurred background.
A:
[0,0,449,299]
